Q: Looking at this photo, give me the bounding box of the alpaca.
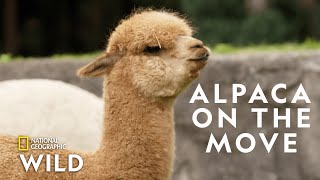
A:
[0,79,103,152]
[0,9,210,179]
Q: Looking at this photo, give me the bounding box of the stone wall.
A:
[0,59,103,96]
[1,51,319,180]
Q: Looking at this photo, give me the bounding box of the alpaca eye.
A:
[144,46,161,53]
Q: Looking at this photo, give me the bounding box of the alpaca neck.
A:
[95,78,175,178]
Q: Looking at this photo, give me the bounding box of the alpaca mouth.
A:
[189,53,209,62]
[188,57,208,78]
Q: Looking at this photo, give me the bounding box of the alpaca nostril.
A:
[202,53,209,61]
[191,43,204,49]
[201,52,210,60]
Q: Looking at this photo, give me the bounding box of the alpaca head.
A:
[78,9,210,98]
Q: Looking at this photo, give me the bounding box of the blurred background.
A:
[1,0,320,57]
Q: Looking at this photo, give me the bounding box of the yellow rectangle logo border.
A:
[18,136,29,151]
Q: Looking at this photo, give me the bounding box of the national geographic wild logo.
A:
[17,136,83,172]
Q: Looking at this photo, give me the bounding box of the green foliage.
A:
[188,10,291,45]
[194,18,241,45]
[237,10,290,44]
[212,39,320,54]
[0,54,13,63]
[181,0,245,45]
[180,0,320,46]
[213,44,238,54]
[181,0,245,19]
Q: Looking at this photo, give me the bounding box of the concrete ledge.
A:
[0,60,103,96]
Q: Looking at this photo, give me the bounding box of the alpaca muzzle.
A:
[191,53,209,61]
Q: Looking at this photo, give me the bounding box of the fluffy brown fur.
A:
[0,9,210,180]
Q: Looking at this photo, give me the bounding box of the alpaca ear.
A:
[77,53,121,77]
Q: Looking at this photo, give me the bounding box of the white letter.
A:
[284,133,297,153]
[259,133,278,153]
[19,154,43,172]
[192,108,212,128]
[206,133,231,153]
[249,84,268,103]
[214,84,227,103]
[189,84,209,103]
[252,108,268,128]
[232,84,246,103]
[218,108,237,128]
[274,108,290,128]
[297,108,310,128]
[54,154,66,172]
[68,154,83,172]
[236,133,256,153]
[291,84,311,103]
[272,83,286,103]
[46,154,50,171]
